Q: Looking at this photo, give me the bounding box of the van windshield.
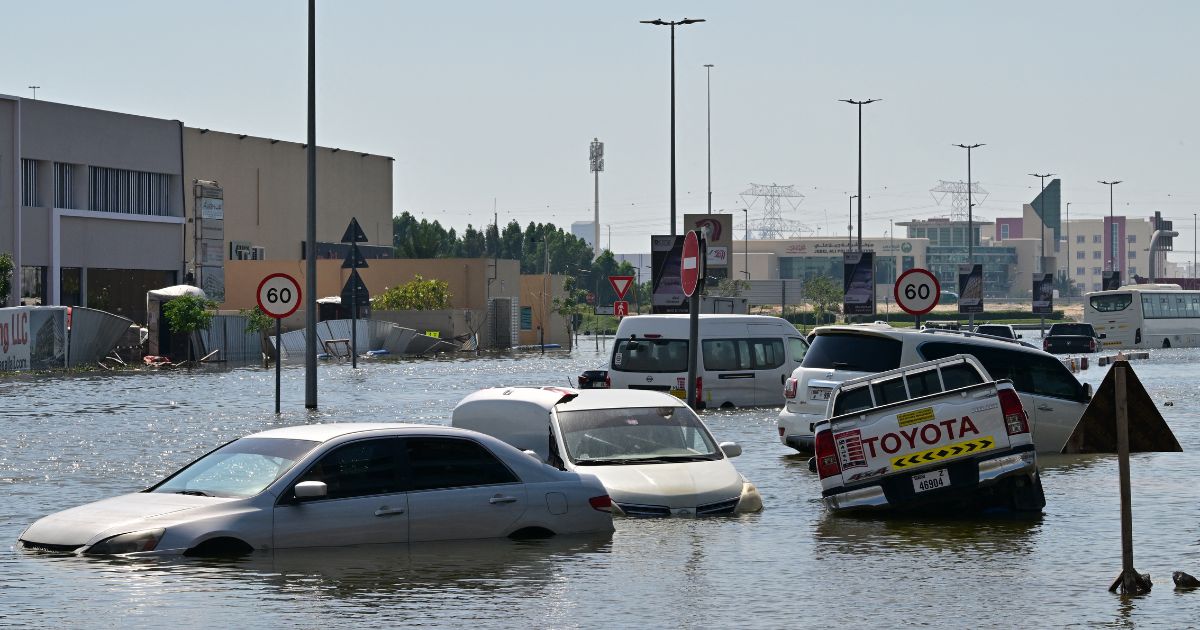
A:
[612,339,689,373]
[556,406,720,465]
[800,334,902,372]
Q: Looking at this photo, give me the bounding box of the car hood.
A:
[578,459,745,509]
[20,492,235,547]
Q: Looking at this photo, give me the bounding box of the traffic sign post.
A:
[341,217,369,369]
[682,230,705,409]
[614,300,629,318]
[257,273,302,415]
[608,275,634,299]
[894,268,941,329]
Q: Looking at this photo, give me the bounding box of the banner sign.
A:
[651,235,687,314]
[957,264,984,315]
[1032,273,1054,315]
[843,251,876,316]
[685,213,732,267]
[0,307,67,372]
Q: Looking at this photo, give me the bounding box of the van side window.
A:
[871,377,907,406]
[751,339,786,370]
[905,369,942,398]
[832,386,874,416]
[788,337,808,362]
[702,339,742,371]
[940,363,984,390]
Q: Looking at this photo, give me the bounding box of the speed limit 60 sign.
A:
[257,273,302,319]
[894,268,940,316]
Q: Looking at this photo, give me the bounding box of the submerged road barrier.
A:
[1097,351,1150,366]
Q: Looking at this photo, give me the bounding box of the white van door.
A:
[701,338,756,407]
[748,337,790,406]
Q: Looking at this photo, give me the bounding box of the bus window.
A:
[1090,293,1131,312]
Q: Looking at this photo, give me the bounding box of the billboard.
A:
[651,235,687,314]
[957,264,983,315]
[1032,273,1054,315]
[842,251,876,317]
[0,307,67,372]
[684,213,732,268]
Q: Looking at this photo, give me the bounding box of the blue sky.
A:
[4,1,1198,258]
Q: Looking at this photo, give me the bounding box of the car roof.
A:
[811,323,1040,351]
[455,386,688,413]
[247,422,470,442]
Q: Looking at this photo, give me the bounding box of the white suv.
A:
[777,324,1091,454]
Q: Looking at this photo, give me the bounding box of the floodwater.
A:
[3,342,1200,628]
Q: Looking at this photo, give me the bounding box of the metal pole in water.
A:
[1109,363,1149,594]
[686,289,700,408]
[275,317,281,415]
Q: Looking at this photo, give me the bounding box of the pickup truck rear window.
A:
[801,334,902,372]
[1049,324,1095,336]
[832,386,874,416]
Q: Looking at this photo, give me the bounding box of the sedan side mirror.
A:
[719,442,742,458]
[1100,333,1107,339]
[294,481,328,500]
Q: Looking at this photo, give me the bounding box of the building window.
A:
[21,159,39,206]
[1092,267,1102,276]
[89,166,171,215]
[1129,267,1137,276]
[520,306,533,330]
[1076,235,1085,244]
[1127,234,1136,243]
[1076,267,1085,276]
[1092,251,1102,259]
[20,266,46,305]
[1128,250,1137,259]
[60,267,82,306]
[1000,224,1010,239]
[1076,251,1085,259]
[1093,234,1102,244]
[1092,283,1102,291]
[54,163,76,209]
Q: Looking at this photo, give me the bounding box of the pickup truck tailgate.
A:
[830,384,1013,484]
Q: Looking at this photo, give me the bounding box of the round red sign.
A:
[893,268,941,316]
[681,231,701,297]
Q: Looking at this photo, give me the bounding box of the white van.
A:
[607,314,807,408]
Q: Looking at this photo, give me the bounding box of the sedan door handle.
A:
[489,495,519,504]
[1036,404,1053,411]
[374,506,406,517]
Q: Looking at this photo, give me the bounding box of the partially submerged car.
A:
[19,424,614,556]
[453,388,763,517]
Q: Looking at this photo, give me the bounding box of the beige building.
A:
[1059,216,1161,293]
[518,274,569,347]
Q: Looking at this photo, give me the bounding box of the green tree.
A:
[239,305,273,333]
[803,276,843,324]
[707,277,750,297]
[552,276,589,350]
[373,275,452,310]
[0,253,12,305]
[162,295,217,361]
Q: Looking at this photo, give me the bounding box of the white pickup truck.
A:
[813,354,1045,514]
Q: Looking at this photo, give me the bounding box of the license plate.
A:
[809,387,831,401]
[912,469,949,493]
[670,388,686,399]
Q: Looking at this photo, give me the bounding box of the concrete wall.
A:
[182,128,393,264]
[222,258,522,312]
[518,274,568,347]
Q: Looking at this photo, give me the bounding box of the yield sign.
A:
[609,275,634,299]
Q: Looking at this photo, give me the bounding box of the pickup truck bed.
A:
[814,355,1045,514]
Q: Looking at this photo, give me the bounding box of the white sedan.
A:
[19,423,614,556]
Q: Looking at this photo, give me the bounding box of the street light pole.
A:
[1066,202,1071,297]
[742,207,749,279]
[304,0,318,409]
[1194,212,1197,281]
[1099,180,1123,279]
[847,195,858,248]
[840,99,880,252]
[642,18,706,236]
[955,143,984,330]
[1028,173,1055,273]
[705,64,714,215]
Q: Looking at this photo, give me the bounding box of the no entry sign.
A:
[681,230,701,297]
[894,268,940,316]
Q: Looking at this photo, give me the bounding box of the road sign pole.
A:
[351,249,358,369]
[275,317,282,415]
[687,289,700,408]
[683,230,705,409]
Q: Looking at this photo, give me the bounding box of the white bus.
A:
[1084,284,1200,349]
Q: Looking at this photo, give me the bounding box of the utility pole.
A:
[840,98,880,252]
[955,143,984,330]
[1100,180,1123,279]
[641,17,706,236]
[304,0,318,409]
[847,195,858,248]
[590,139,604,257]
[705,64,714,215]
[28,86,39,99]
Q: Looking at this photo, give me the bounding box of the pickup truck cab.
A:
[813,355,1045,513]
[974,324,1018,340]
[1043,322,1101,354]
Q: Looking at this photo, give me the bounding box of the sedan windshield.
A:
[150,437,319,498]
[556,406,721,465]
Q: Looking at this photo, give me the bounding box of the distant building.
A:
[571,221,597,250]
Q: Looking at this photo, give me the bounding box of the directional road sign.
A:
[341,268,370,308]
[681,230,701,297]
[614,300,629,318]
[257,273,302,319]
[608,275,634,299]
[894,268,941,316]
[341,217,368,243]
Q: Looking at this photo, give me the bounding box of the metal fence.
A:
[198,315,264,363]
[744,280,807,307]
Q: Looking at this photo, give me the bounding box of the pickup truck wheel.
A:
[1163,339,1171,349]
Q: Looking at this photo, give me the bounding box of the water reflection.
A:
[813,512,1043,556]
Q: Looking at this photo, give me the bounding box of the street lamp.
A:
[840,98,880,251]
[847,195,858,248]
[1193,212,1197,281]
[704,63,714,215]
[741,207,749,279]
[1029,172,1055,273]
[641,17,706,236]
[1065,202,1072,297]
[1099,180,1122,276]
[954,144,985,263]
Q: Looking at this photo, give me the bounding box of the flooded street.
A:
[3,342,1200,628]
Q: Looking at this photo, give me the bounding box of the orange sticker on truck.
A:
[896,407,935,427]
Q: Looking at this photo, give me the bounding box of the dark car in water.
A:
[1043,322,1101,354]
